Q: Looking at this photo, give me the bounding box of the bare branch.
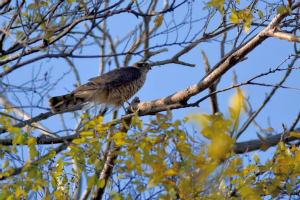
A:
[266,27,300,42]
[201,50,219,114]
[129,9,293,113]
[234,128,300,154]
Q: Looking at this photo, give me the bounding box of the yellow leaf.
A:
[244,15,252,33]
[29,146,38,159]
[28,3,36,10]
[264,127,274,132]
[229,106,236,119]
[257,132,266,141]
[260,143,271,151]
[51,177,57,190]
[287,7,292,15]
[42,30,55,39]
[2,158,9,168]
[117,175,122,180]
[229,14,239,24]
[40,1,50,6]
[164,169,177,177]
[277,5,285,14]
[243,164,258,176]
[60,16,66,26]
[138,120,143,131]
[2,65,9,70]
[258,9,263,19]
[238,10,246,19]
[28,137,37,146]
[162,180,175,185]
[183,117,189,122]
[87,174,97,189]
[286,183,293,195]
[15,187,22,198]
[79,131,94,136]
[154,16,163,26]
[189,135,196,143]
[54,190,62,198]
[97,179,106,188]
[114,132,127,139]
[230,89,245,112]
[252,152,261,164]
[16,31,23,39]
[244,25,250,34]
[289,131,300,138]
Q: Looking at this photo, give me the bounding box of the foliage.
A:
[1,90,300,199]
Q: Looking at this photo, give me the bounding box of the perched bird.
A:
[48,62,151,113]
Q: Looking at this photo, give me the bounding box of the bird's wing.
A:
[89,67,142,89]
[72,67,142,93]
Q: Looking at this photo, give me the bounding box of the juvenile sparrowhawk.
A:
[49,62,151,113]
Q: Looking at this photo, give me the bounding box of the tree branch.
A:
[129,8,293,113]
[233,128,300,154]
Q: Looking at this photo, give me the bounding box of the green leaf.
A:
[277,5,285,14]
[229,14,239,24]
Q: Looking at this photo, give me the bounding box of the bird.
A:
[48,62,151,113]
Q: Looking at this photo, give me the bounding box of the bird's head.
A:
[133,62,151,72]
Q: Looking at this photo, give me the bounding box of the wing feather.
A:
[72,67,141,93]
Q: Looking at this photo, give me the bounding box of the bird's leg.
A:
[121,104,128,114]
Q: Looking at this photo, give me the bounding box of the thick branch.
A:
[233,128,300,154]
[129,8,292,112]
[266,28,300,42]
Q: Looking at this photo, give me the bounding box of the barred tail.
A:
[48,93,86,113]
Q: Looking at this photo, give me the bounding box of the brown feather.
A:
[48,62,151,113]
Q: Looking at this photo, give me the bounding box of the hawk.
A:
[49,62,151,113]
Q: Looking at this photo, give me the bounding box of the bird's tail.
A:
[48,93,86,113]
